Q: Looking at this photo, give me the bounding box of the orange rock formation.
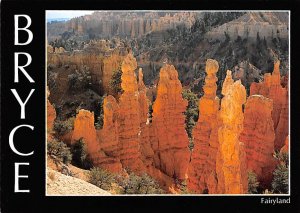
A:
[72,110,98,150]
[188,59,220,193]
[250,61,288,150]
[151,64,190,181]
[62,56,286,194]
[117,54,146,172]
[216,71,248,194]
[239,95,276,187]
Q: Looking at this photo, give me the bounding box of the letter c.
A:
[9,125,34,156]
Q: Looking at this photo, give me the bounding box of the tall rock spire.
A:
[187,59,220,193]
[118,53,145,172]
[152,64,190,181]
[216,71,248,194]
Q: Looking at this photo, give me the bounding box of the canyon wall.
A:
[49,12,196,39]
[206,12,288,41]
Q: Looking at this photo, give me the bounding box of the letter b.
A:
[14,15,33,45]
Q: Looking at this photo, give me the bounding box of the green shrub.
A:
[71,138,93,169]
[89,168,164,194]
[274,151,289,167]
[182,89,199,150]
[53,117,75,136]
[68,66,92,91]
[271,153,289,194]
[109,64,123,96]
[248,171,260,194]
[120,172,165,194]
[178,180,194,194]
[89,167,116,191]
[95,97,105,130]
[47,139,72,165]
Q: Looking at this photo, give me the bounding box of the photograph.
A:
[46,10,290,196]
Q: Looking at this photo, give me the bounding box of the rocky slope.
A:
[47,168,111,195]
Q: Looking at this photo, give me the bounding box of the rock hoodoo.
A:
[117,54,146,172]
[239,95,276,187]
[216,71,248,194]
[151,64,190,181]
[250,61,288,150]
[188,59,220,193]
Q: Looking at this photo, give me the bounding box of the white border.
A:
[45,10,290,196]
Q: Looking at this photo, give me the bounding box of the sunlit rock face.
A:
[151,64,190,181]
[240,95,276,188]
[250,61,288,150]
[188,59,220,193]
[216,71,248,194]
